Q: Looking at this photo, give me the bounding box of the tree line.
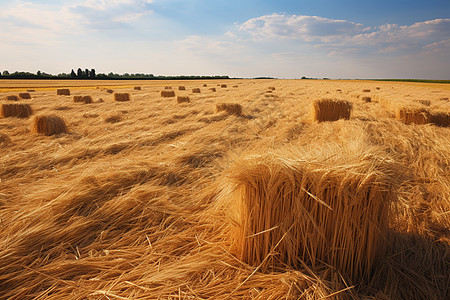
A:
[0,68,230,80]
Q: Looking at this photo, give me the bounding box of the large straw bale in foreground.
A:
[32,115,68,135]
[218,147,397,281]
[1,103,33,118]
[216,103,242,115]
[313,99,352,122]
[114,93,131,102]
[57,89,70,96]
[396,107,431,125]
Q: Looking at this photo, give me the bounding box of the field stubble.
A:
[0,79,449,299]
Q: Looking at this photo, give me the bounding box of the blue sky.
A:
[1,0,449,79]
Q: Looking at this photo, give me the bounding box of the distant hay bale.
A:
[203,84,207,87]
[114,93,131,102]
[336,89,342,92]
[218,147,397,280]
[106,89,114,94]
[430,112,450,127]
[57,89,70,96]
[0,133,11,145]
[178,86,186,90]
[1,103,33,118]
[27,89,36,92]
[19,93,31,99]
[313,99,352,122]
[221,84,227,88]
[396,107,431,125]
[165,86,172,90]
[362,96,372,103]
[104,115,122,123]
[97,98,104,103]
[376,87,380,90]
[32,115,68,135]
[209,88,216,92]
[233,85,238,88]
[192,88,201,93]
[161,90,175,98]
[440,97,448,101]
[177,96,190,104]
[362,89,371,92]
[414,99,431,106]
[216,103,242,115]
[134,86,141,90]
[268,87,275,91]
[74,96,93,104]
[6,95,19,101]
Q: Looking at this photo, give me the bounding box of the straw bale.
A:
[218,146,397,281]
[57,89,70,95]
[19,93,31,99]
[106,89,114,94]
[192,88,201,93]
[134,86,141,90]
[203,84,207,87]
[177,96,190,104]
[313,99,352,122]
[114,93,131,102]
[105,115,122,123]
[165,86,172,90]
[430,112,450,127]
[161,91,175,98]
[26,89,35,92]
[32,115,68,135]
[233,85,238,88]
[396,107,431,125]
[362,96,372,103]
[6,95,19,101]
[0,133,11,145]
[74,95,93,104]
[363,89,371,92]
[209,88,216,92]
[221,84,227,88]
[73,96,83,103]
[178,86,186,90]
[1,103,33,118]
[268,87,275,91]
[216,103,242,115]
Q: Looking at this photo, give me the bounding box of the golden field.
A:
[0,79,449,299]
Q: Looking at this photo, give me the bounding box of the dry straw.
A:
[218,146,398,281]
[178,86,186,90]
[0,132,11,145]
[177,96,190,104]
[134,86,141,90]
[192,88,201,93]
[114,93,131,102]
[1,103,33,118]
[57,89,70,96]
[6,95,19,101]
[32,115,68,135]
[396,107,431,125]
[414,100,431,106]
[362,97,372,103]
[216,103,242,115]
[19,93,31,99]
[161,91,175,98]
[313,99,352,122]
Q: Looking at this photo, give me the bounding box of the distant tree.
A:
[301,76,307,79]
[85,69,90,79]
[2,70,9,76]
[77,68,83,78]
[90,69,96,79]
[37,70,41,76]
[70,69,76,78]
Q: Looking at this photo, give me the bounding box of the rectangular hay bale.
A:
[114,93,131,102]
[1,103,33,118]
[396,107,431,125]
[57,89,70,96]
[313,99,352,122]
[219,147,397,281]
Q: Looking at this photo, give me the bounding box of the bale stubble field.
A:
[0,79,449,299]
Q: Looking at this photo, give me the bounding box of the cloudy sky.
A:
[1,0,449,79]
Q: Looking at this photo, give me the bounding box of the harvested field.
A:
[0,79,449,299]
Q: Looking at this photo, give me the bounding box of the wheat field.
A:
[0,79,449,299]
